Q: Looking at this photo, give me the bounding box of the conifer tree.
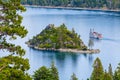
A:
[33,66,52,80]
[50,61,59,80]
[90,57,104,80]
[113,71,119,80]
[0,0,31,79]
[103,70,112,80]
[33,62,59,80]
[113,63,120,80]
[70,73,78,80]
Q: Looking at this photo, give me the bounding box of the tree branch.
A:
[0,65,6,72]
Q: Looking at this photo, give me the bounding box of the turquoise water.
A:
[1,7,120,80]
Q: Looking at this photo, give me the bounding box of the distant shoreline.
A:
[24,5,120,13]
[27,44,100,54]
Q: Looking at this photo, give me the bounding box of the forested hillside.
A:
[21,0,120,9]
[27,24,87,50]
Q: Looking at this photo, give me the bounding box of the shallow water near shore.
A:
[1,7,120,80]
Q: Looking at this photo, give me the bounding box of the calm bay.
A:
[1,7,120,80]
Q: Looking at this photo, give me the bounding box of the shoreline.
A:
[24,5,120,13]
[28,44,100,54]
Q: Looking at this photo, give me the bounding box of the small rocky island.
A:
[26,24,100,53]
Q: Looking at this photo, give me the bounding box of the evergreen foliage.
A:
[33,62,59,80]
[21,0,120,9]
[113,71,119,80]
[113,63,120,80]
[103,70,113,80]
[33,58,120,80]
[0,0,31,79]
[50,62,59,80]
[90,58,120,80]
[27,24,87,50]
[33,66,52,80]
[70,73,78,80]
[90,57,104,80]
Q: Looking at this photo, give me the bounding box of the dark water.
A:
[1,7,120,80]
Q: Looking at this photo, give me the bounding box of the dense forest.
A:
[27,24,87,50]
[21,0,120,9]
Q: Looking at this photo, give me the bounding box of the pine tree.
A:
[113,63,120,80]
[70,73,78,80]
[33,66,52,80]
[113,71,119,80]
[90,57,104,80]
[50,61,59,80]
[103,70,112,80]
[33,62,59,80]
[0,0,31,79]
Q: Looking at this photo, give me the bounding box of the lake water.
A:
[1,7,120,80]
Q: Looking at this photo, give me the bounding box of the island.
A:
[26,24,100,53]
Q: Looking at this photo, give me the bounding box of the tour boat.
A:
[89,29,102,39]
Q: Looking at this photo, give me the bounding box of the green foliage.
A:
[33,62,59,80]
[90,58,120,80]
[28,24,87,50]
[33,66,52,80]
[0,55,31,80]
[0,0,31,80]
[113,71,119,80]
[90,57,104,80]
[113,63,120,80]
[50,62,59,80]
[103,70,113,80]
[21,0,120,9]
[90,58,115,80]
[0,0,28,55]
[70,73,78,80]
[33,58,120,80]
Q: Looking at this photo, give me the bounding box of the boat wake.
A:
[102,38,120,42]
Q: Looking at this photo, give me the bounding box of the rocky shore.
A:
[26,24,100,54]
[28,44,100,54]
